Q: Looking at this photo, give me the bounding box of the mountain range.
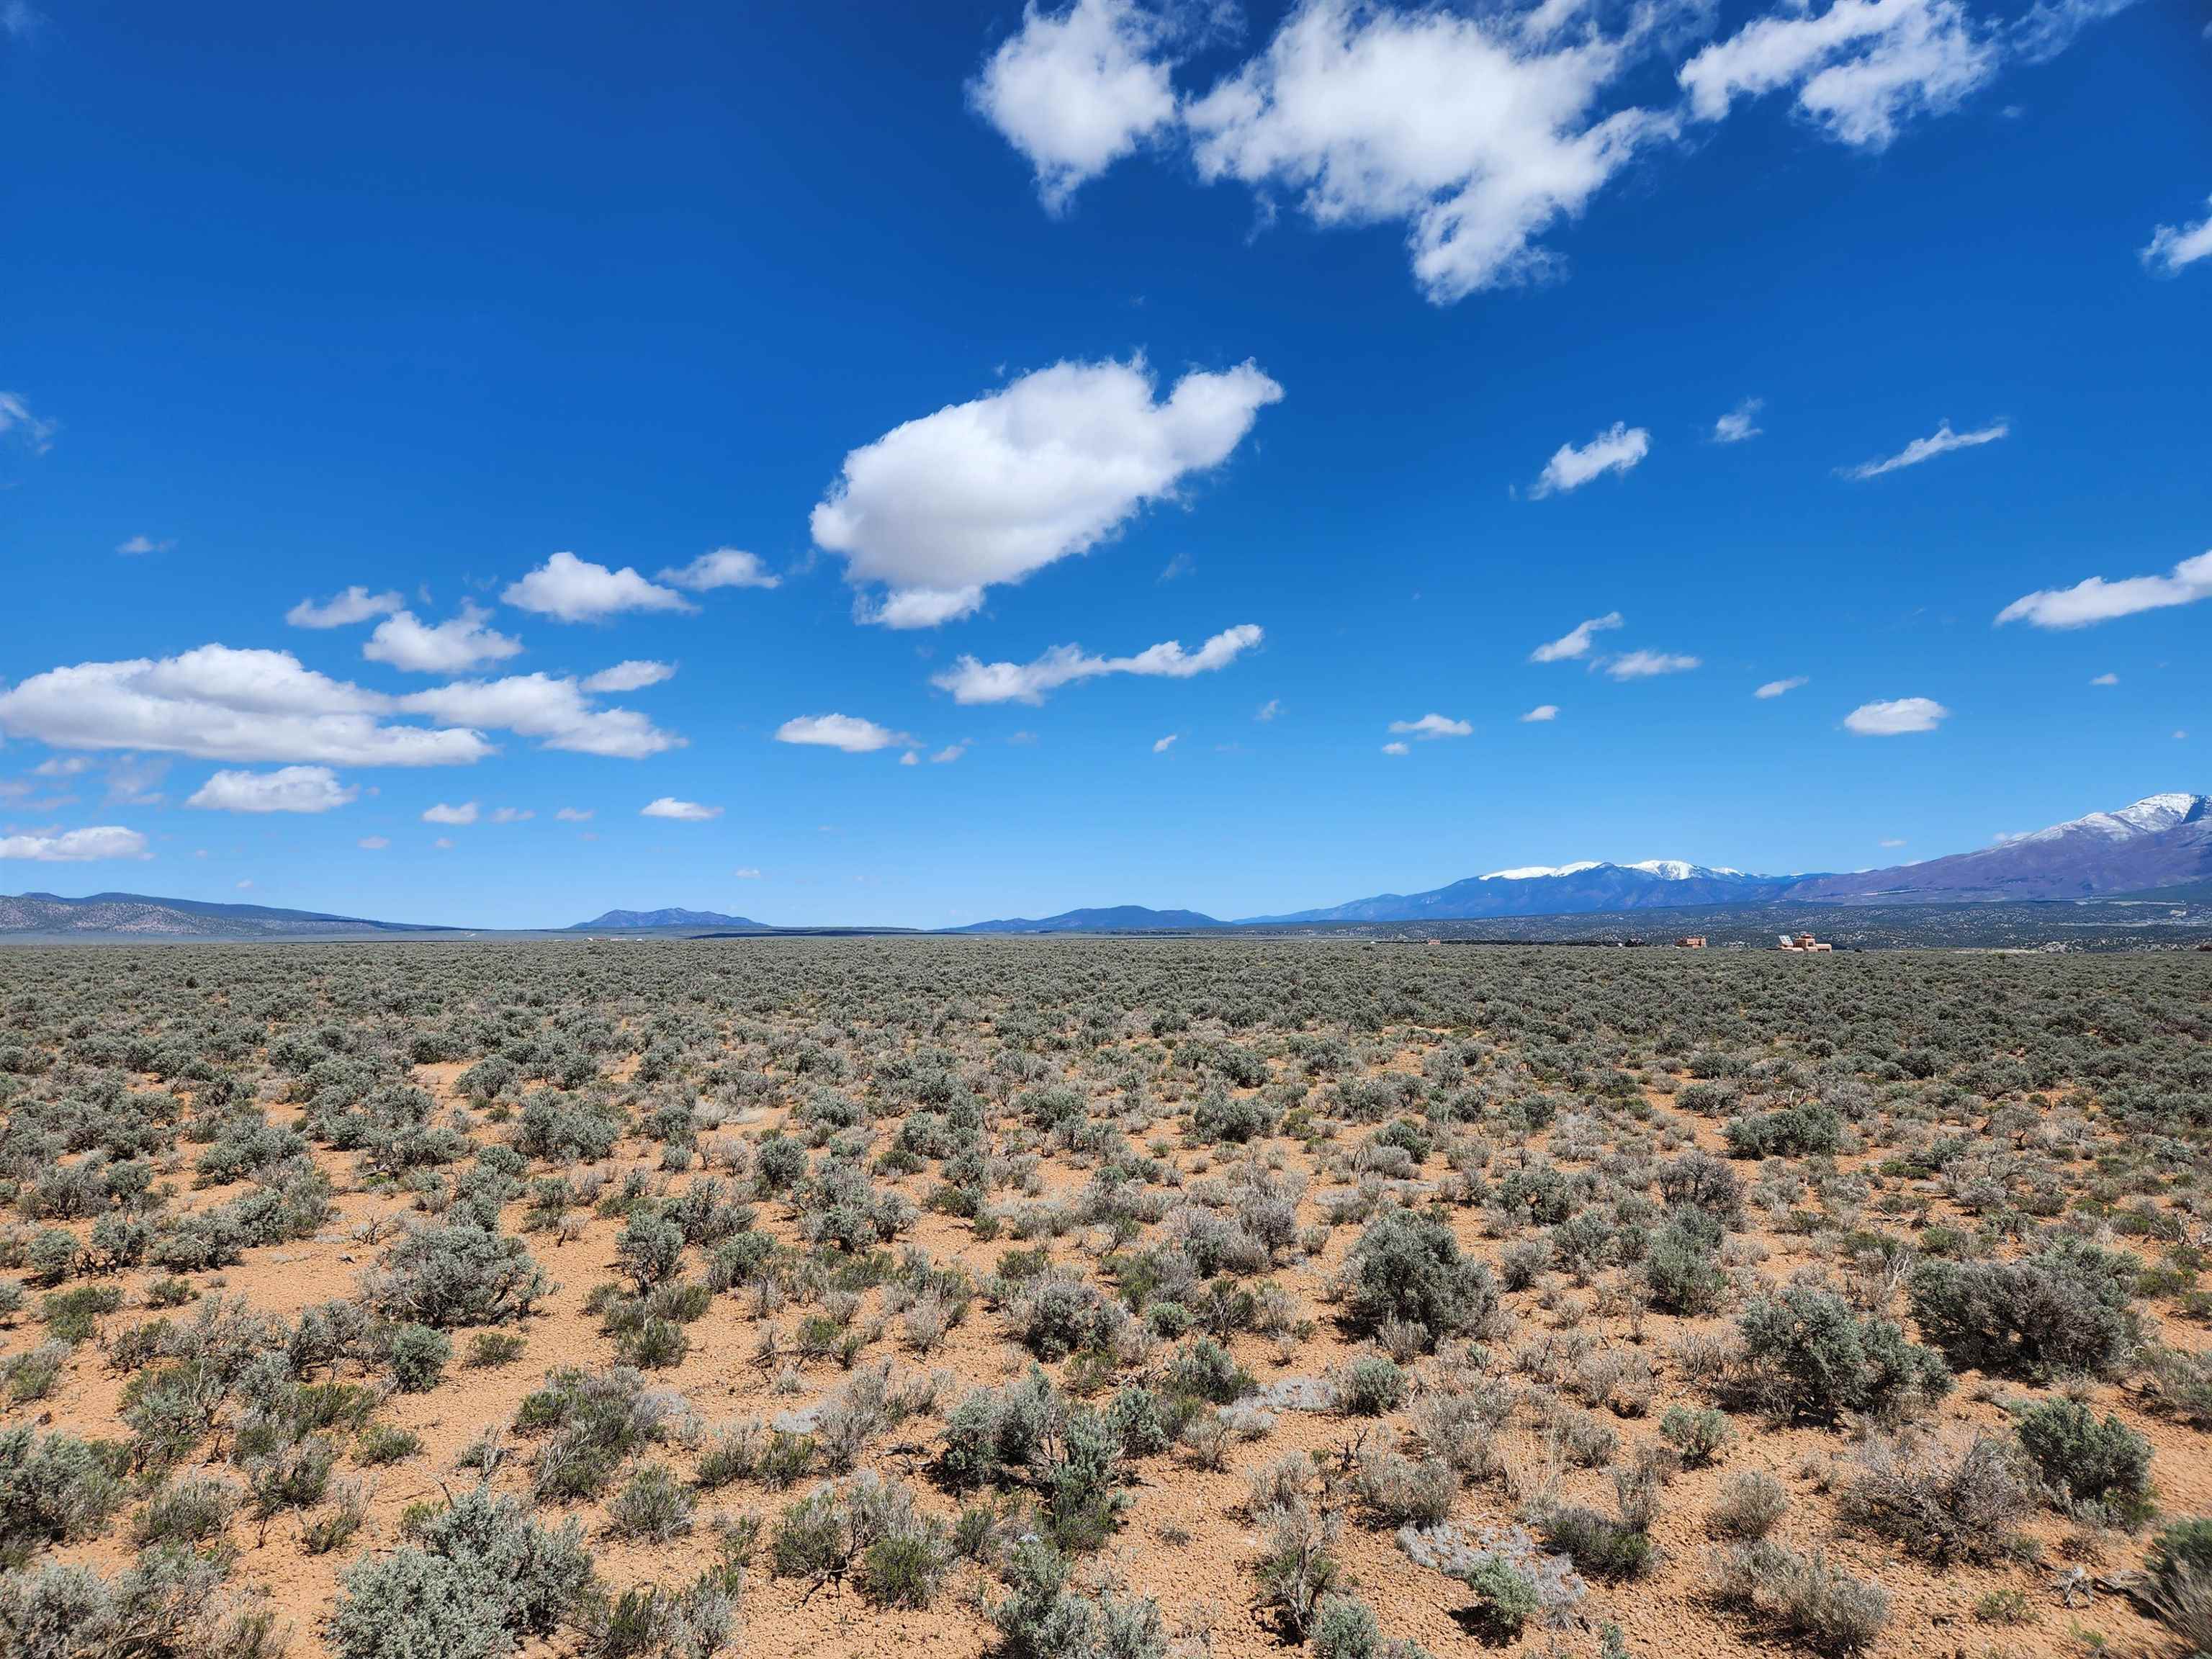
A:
[6,791,2208,939]
[567,909,770,932]
[0,891,455,939]
[1245,792,2212,923]
[953,906,1225,934]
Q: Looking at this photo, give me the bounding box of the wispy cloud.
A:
[2141,194,2212,276]
[1520,704,1559,723]
[1532,423,1649,497]
[642,797,721,821]
[1844,696,1949,734]
[1388,713,1472,739]
[1755,676,1808,698]
[0,390,56,454]
[1605,650,1699,680]
[1996,549,2212,629]
[932,624,1262,705]
[1151,732,1179,752]
[657,547,781,592]
[287,586,405,629]
[1842,418,2008,479]
[115,534,175,557]
[581,661,676,694]
[1712,397,1763,444]
[1531,612,1622,663]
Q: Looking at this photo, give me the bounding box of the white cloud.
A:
[491,806,534,824]
[1184,1,1676,303]
[1532,423,1649,496]
[0,645,490,767]
[32,756,93,778]
[503,552,694,623]
[2090,672,2118,686]
[1531,611,1622,662]
[932,623,1262,705]
[433,836,454,850]
[734,866,763,878]
[358,836,390,850]
[1755,675,1809,698]
[1152,733,1179,752]
[555,806,595,822]
[396,673,682,759]
[287,586,405,629]
[1995,549,2212,629]
[0,390,56,454]
[642,797,721,821]
[969,0,1181,212]
[364,606,523,675]
[422,801,479,824]
[774,714,916,754]
[186,765,357,814]
[1713,397,1764,444]
[1680,0,1997,149]
[931,745,968,764]
[899,750,920,766]
[811,358,1281,626]
[1521,704,1560,722]
[1381,740,1410,755]
[971,1,2131,304]
[116,534,174,556]
[1388,712,1472,739]
[1879,836,1906,848]
[657,548,781,592]
[1844,696,1949,734]
[581,660,676,693]
[2142,194,2212,276]
[1605,649,1701,679]
[0,825,149,862]
[1256,698,1280,721]
[1843,417,2008,479]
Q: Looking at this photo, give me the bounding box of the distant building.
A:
[1778,932,1833,953]
[1675,935,1707,948]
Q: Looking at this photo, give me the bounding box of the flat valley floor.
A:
[2,939,2209,1659]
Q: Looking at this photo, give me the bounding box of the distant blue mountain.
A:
[1781,792,2212,904]
[568,908,769,931]
[1244,862,1793,924]
[0,891,456,938]
[953,906,1223,934]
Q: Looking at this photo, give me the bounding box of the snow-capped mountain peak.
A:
[2024,792,2209,845]
[1626,859,1743,881]
[1480,858,1740,883]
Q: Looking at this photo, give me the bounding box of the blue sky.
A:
[2,0,2207,928]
